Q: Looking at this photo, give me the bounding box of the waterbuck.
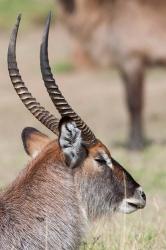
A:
[0,14,146,249]
[56,0,166,149]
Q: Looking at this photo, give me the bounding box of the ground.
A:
[0,21,166,249]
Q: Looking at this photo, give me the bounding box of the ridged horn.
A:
[40,13,97,145]
[8,14,59,135]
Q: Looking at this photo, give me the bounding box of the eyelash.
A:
[95,158,106,165]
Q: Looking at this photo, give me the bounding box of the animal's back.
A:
[57,0,166,65]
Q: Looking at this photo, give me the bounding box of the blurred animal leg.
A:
[58,0,76,14]
[120,59,145,150]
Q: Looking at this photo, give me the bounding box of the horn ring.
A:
[8,14,59,135]
[40,13,97,145]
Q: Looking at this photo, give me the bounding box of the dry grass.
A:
[0,10,166,249]
[78,140,166,250]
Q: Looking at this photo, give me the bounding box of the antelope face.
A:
[58,118,146,219]
[79,144,146,217]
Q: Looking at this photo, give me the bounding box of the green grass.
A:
[52,61,75,74]
[0,0,55,30]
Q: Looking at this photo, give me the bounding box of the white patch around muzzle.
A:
[118,187,146,214]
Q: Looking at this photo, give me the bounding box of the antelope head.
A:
[8,14,146,221]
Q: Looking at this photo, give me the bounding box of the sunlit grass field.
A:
[0,0,55,29]
[0,1,166,249]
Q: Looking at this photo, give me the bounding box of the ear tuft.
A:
[22,127,50,158]
[59,117,87,168]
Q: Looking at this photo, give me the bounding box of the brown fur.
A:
[0,127,145,249]
[0,137,84,249]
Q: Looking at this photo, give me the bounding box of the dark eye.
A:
[95,158,106,165]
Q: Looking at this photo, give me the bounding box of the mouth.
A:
[127,201,145,210]
[118,198,146,214]
[118,187,146,214]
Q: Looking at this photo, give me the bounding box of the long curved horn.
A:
[8,15,59,135]
[40,13,97,145]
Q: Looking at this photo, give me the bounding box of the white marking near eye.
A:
[137,186,143,192]
[102,153,113,169]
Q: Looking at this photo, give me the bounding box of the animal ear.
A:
[58,117,87,168]
[21,127,50,158]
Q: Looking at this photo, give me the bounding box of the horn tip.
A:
[17,14,22,23]
[44,11,52,33]
[46,11,51,25]
[48,11,52,20]
[41,11,51,45]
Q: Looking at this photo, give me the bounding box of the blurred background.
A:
[0,0,165,249]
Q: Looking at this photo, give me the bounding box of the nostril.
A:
[141,191,146,201]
